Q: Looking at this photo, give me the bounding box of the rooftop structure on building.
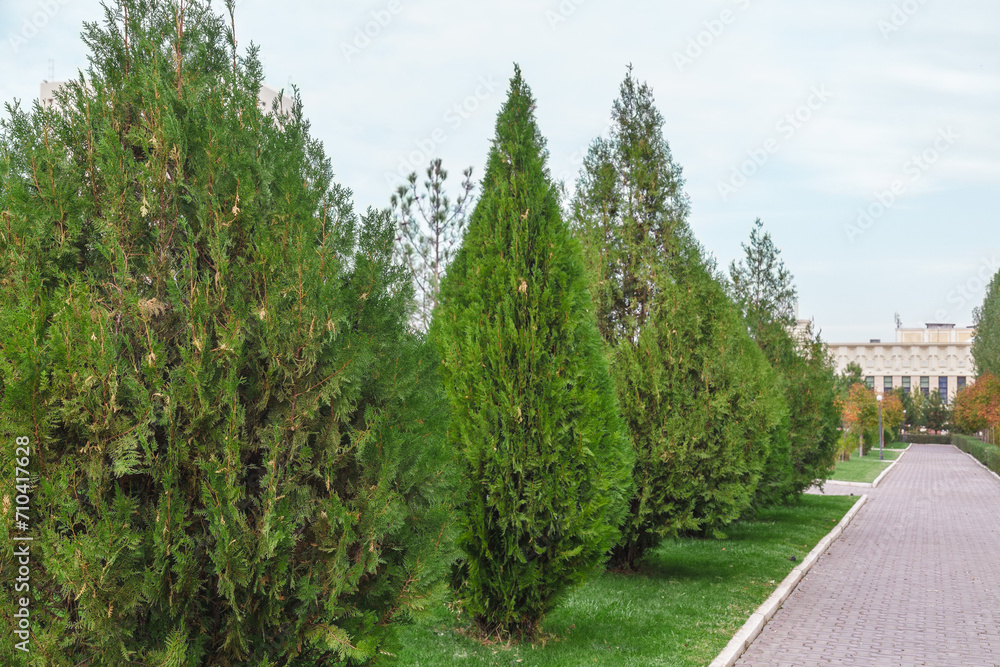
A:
[790,301,813,344]
[829,322,976,402]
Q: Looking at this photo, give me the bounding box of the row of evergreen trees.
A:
[0,1,841,663]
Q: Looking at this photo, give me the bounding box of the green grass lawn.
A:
[830,448,899,483]
[395,495,858,667]
[864,448,900,461]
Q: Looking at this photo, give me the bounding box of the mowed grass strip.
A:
[396,495,858,667]
[830,448,899,483]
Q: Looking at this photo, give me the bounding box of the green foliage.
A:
[835,430,856,462]
[728,220,840,503]
[782,330,841,493]
[837,362,864,394]
[892,387,915,428]
[0,2,454,664]
[972,270,1000,378]
[431,66,633,641]
[571,70,778,568]
[923,390,951,432]
[908,388,928,428]
[728,219,797,331]
[390,158,475,332]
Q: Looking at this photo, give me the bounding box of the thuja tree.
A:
[0,1,454,664]
[729,219,840,503]
[432,67,633,640]
[973,270,1000,378]
[571,70,780,568]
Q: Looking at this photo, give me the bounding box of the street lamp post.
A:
[877,393,884,461]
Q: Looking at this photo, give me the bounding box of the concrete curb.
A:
[827,444,910,489]
[871,445,908,488]
[707,494,869,667]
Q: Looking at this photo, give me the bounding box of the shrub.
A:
[900,433,953,444]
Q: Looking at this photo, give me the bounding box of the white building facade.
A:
[830,323,975,402]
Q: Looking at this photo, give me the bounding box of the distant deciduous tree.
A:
[842,383,878,456]
[953,380,987,434]
[879,391,905,442]
[923,389,951,432]
[952,374,1000,439]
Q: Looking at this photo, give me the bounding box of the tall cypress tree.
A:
[729,219,840,502]
[0,2,454,664]
[973,271,1000,378]
[432,66,633,641]
[572,70,780,568]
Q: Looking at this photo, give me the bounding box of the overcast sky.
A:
[2,0,998,342]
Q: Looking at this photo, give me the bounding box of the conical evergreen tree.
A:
[0,2,454,664]
[432,66,633,641]
[572,70,781,568]
[973,271,1000,378]
[729,219,840,502]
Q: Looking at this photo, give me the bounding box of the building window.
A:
[938,376,948,402]
[920,376,929,396]
[865,376,875,390]
[884,376,893,391]
[957,377,967,390]
[902,377,911,394]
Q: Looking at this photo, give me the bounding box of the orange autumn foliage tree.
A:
[838,384,902,455]
[953,374,1000,436]
[879,391,905,440]
[840,383,878,456]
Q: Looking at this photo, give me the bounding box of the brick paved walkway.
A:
[736,444,1000,667]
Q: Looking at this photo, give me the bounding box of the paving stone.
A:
[736,445,1000,666]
